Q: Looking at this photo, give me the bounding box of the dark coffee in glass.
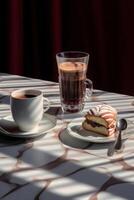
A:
[59,62,87,112]
[56,52,93,113]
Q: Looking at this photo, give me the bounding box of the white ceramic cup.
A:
[10,89,50,132]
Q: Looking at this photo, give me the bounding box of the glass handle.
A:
[85,78,93,98]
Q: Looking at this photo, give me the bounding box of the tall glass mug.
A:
[56,51,93,113]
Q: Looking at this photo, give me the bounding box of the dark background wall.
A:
[0,0,134,96]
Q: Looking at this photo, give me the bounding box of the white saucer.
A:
[67,118,133,143]
[0,113,57,138]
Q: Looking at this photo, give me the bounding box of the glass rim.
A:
[56,51,89,59]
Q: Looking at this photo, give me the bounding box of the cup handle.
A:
[85,78,93,98]
[43,97,50,112]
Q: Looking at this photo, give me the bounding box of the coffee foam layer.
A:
[59,62,86,72]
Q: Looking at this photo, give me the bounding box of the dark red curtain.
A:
[0,0,134,96]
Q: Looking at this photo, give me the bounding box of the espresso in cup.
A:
[15,94,37,99]
[10,89,50,132]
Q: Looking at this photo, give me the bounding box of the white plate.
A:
[0,113,57,138]
[67,118,134,143]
